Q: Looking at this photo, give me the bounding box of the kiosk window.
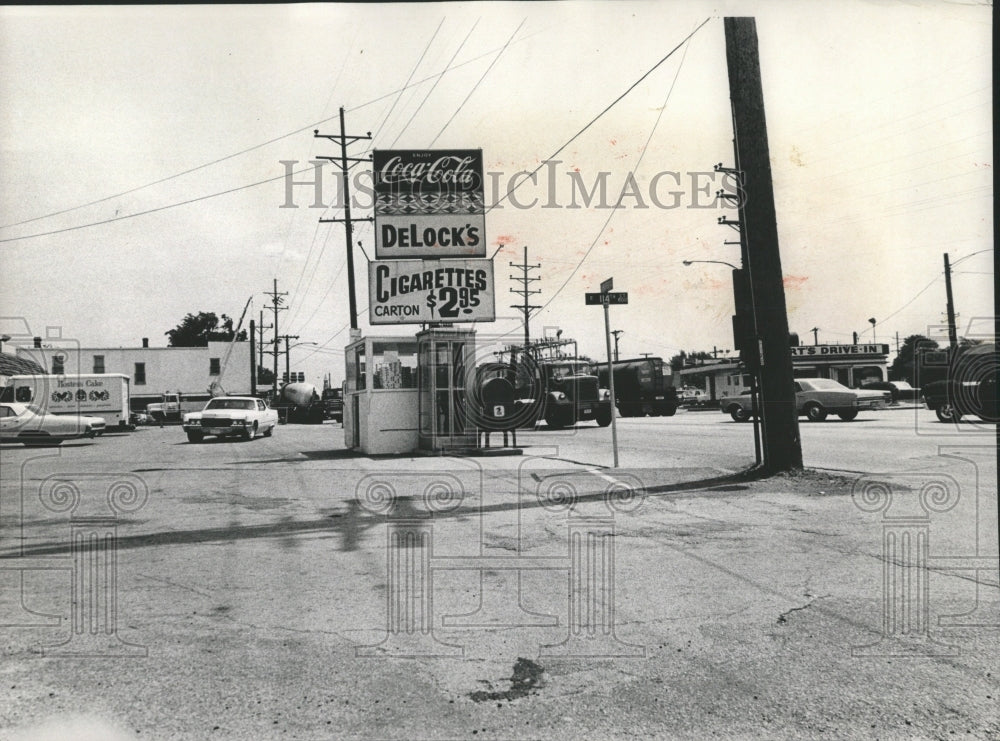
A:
[371,341,417,390]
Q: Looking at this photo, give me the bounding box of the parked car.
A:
[322,388,344,423]
[860,380,920,403]
[678,386,709,406]
[130,410,153,426]
[719,378,889,422]
[922,377,997,423]
[0,402,106,446]
[182,397,279,443]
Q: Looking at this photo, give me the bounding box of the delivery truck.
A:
[1,373,133,430]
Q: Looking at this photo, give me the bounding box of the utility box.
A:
[417,328,476,452]
[344,336,419,455]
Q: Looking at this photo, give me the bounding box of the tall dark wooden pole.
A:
[725,17,802,472]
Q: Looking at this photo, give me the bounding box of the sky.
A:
[0,1,993,386]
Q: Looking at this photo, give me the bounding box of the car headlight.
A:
[600,389,611,400]
[186,418,200,426]
[554,391,567,401]
[232,419,246,426]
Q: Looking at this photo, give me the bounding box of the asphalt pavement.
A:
[0,411,997,740]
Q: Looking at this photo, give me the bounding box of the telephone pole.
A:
[257,310,273,371]
[725,16,802,473]
[316,109,373,333]
[264,279,288,397]
[509,246,541,349]
[280,334,300,384]
[611,330,623,361]
[943,253,958,349]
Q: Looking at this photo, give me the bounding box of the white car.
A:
[183,397,279,443]
[0,402,106,446]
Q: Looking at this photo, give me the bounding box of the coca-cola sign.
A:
[373,149,487,259]
[373,150,483,193]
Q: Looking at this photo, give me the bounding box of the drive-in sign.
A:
[373,149,487,259]
[368,258,495,324]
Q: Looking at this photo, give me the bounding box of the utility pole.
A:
[943,253,958,349]
[257,310,273,372]
[895,331,900,354]
[264,279,288,397]
[725,16,802,473]
[249,319,257,396]
[316,109,373,333]
[509,246,541,349]
[811,327,819,345]
[281,334,300,385]
[611,330,623,361]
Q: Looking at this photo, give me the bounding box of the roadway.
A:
[0,409,996,740]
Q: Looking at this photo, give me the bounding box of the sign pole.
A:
[603,296,619,468]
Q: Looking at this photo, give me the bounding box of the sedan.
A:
[0,402,106,446]
[860,380,920,402]
[183,396,279,442]
[719,378,889,422]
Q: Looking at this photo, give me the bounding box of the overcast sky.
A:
[1,1,992,384]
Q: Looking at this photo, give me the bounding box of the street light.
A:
[682,259,740,270]
[868,317,877,343]
[0,334,10,353]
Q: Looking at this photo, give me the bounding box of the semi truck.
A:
[597,356,679,417]
[495,337,613,429]
[1,373,133,430]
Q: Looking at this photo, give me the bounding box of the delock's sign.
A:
[373,150,486,259]
[368,258,495,325]
[790,344,889,357]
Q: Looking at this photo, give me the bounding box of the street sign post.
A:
[587,279,628,468]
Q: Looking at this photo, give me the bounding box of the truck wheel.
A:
[186,432,203,444]
[544,408,565,429]
[661,405,677,417]
[838,410,859,421]
[596,408,612,427]
[805,403,827,422]
[935,403,961,423]
[729,406,750,422]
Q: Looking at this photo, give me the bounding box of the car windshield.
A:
[205,399,255,411]
[799,379,847,391]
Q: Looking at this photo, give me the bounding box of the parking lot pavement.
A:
[1,422,996,740]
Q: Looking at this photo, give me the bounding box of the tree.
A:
[890,334,938,383]
[165,312,248,347]
[669,350,714,372]
[257,365,275,386]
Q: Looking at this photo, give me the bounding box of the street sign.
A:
[585,292,628,305]
[600,277,614,293]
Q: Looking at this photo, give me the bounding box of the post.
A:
[285,335,291,385]
[944,253,958,349]
[341,108,359,331]
[725,16,802,473]
[249,319,257,395]
[603,298,619,468]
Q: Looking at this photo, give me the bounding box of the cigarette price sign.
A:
[585,292,629,305]
[369,258,495,325]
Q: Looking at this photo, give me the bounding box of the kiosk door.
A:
[418,329,475,451]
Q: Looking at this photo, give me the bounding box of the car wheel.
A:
[730,405,750,422]
[263,424,273,437]
[805,403,827,422]
[838,410,859,421]
[935,404,961,423]
[243,422,257,441]
[186,431,203,443]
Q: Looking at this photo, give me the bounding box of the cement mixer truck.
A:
[273,382,326,424]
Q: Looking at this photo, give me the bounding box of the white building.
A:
[16,338,252,410]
